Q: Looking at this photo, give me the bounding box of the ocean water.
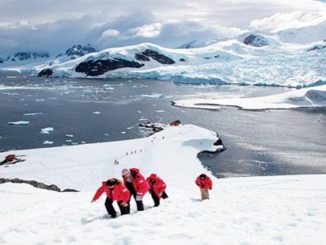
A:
[1,75,325,177]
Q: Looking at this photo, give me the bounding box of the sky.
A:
[0,0,325,54]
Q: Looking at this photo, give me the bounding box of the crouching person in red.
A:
[91,178,130,218]
[195,174,213,200]
[122,168,149,211]
[146,173,168,207]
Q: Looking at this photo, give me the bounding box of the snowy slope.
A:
[0,124,221,191]
[0,124,325,245]
[173,84,326,110]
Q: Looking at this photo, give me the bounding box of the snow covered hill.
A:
[0,124,325,244]
[173,84,326,110]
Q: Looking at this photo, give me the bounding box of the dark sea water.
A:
[0,75,325,177]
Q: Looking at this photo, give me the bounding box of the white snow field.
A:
[173,84,326,110]
[0,124,325,245]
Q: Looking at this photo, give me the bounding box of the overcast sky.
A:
[0,0,325,54]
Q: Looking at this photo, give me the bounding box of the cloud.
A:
[0,0,325,53]
[249,10,326,32]
[132,23,163,38]
[100,29,120,38]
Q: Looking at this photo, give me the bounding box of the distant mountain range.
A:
[0,44,97,65]
[0,22,325,88]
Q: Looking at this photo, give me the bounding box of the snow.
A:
[0,124,325,244]
[7,121,30,125]
[40,127,54,134]
[43,140,54,145]
[173,85,326,110]
[23,112,43,116]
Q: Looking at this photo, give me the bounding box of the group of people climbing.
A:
[91,168,168,218]
[92,167,213,218]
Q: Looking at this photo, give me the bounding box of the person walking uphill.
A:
[91,178,130,218]
[122,168,149,211]
[146,173,168,207]
[195,174,213,200]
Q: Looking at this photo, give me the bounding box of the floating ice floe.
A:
[43,140,53,145]
[65,134,74,138]
[40,127,54,134]
[140,93,166,99]
[8,121,30,125]
[23,112,43,116]
[92,111,101,114]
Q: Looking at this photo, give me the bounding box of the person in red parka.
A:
[195,174,213,200]
[146,173,168,207]
[91,178,131,218]
[0,154,18,165]
[122,168,149,211]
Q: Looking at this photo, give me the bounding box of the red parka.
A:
[92,181,130,203]
[146,173,166,199]
[5,154,17,161]
[195,175,213,189]
[123,168,149,196]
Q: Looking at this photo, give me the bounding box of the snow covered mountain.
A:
[0,44,97,73]
[1,10,325,88]
[32,32,325,88]
[53,44,97,62]
[0,52,50,64]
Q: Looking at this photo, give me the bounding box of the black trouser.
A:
[0,160,8,166]
[105,198,130,218]
[150,190,160,207]
[125,182,144,211]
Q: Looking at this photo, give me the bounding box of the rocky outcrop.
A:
[307,43,326,51]
[137,49,175,64]
[75,58,144,76]
[243,34,268,47]
[38,68,53,77]
[0,178,79,192]
[135,53,150,62]
[65,44,96,58]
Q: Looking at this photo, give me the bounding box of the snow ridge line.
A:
[0,178,79,192]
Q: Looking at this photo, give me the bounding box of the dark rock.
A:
[65,44,96,57]
[38,68,53,77]
[243,34,268,47]
[140,49,175,64]
[135,53,150,62]
[307,45,326,52]
[139,122,165,132]
[179,58,185,62]
[75,58,144,76]
[62,188,79,192]
[0,178,79,192]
